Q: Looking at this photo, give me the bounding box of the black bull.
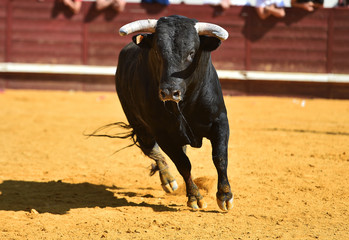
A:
[115,15,233,211]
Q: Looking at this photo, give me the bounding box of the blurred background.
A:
[0,0,348,98]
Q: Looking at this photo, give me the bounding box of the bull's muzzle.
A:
[159,88,182,102]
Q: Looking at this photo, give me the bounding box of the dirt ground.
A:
[0,89,348,240]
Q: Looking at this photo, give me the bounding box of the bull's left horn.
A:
[195,22,229,41]
[119,19,158,36]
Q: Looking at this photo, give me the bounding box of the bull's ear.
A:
[199,36,221,51]
[132,34,153,48]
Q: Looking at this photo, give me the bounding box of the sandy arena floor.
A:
[0,89,348,240]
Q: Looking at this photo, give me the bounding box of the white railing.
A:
[1,62,348,83]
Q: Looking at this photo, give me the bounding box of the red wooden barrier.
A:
[1,0,349,74]
[1,0,349,98]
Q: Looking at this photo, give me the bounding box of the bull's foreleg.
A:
[211,115,233,211]
[148,143,178,193]
[160,144,207,210]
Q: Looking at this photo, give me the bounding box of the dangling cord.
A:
[176,102,195,140]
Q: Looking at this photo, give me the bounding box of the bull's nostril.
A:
[159,89,181,102]
[173,90,181,98]
[160,90,167,100]
[172,91,181,102]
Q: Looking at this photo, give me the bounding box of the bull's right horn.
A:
[195,22,229,41]
[119,19,158,36]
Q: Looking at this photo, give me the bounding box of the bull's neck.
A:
[185,51,213,99]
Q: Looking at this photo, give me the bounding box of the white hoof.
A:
[187,201,199,210]
[217,197,233,211]
[170,180,178,191]
[187,199,207,210]
[161,180,178,193]
[198,199,207,209]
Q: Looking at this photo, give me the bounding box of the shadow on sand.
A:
[0,180,178,214]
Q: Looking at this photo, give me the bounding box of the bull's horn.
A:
[195,22,229,41]
[119,19,158,36]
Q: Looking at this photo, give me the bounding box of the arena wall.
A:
[0,0,349,98]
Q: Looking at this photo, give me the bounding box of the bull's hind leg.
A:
[141,142,178,193]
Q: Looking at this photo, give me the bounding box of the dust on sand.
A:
[0,90,348,239]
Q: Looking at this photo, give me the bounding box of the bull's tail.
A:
[85,122,140,153]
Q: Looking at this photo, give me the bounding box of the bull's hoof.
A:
[187,198,207,210]
[217,197,233,211]
[161,180,178,193]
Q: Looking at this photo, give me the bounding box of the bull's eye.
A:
[187,50,195,63]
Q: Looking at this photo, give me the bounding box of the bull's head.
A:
[119,16,228,103]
